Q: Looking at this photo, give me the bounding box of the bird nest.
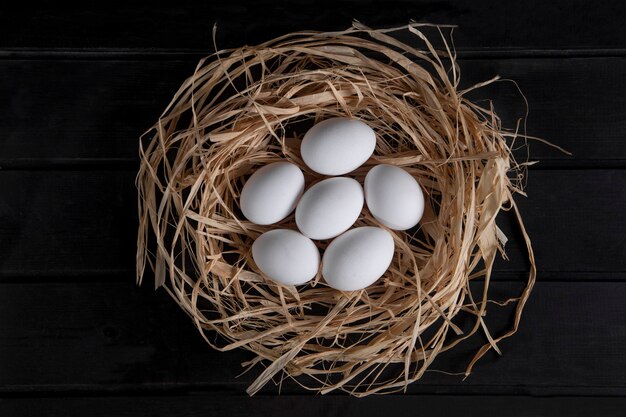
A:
[136,22,535,396]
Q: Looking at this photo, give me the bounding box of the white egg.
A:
[240,162,305,225]
[301,117,376,175]
[364,164,425,230]
[295,177,364,240]
[252,229,320,286]
[322,227,395,291]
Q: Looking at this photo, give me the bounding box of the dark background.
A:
[1,2,625,416]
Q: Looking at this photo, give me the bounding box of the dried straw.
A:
[136,22,535,396]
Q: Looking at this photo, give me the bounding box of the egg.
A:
[252,229,320,286]
[301,117,376,175]
[295,177,364,240]
[322,227,395,291]
[364,164,425,230]
[240,162,305,225]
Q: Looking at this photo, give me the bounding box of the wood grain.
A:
[1,1,625,52]
[1,281,625,395]
[1,170,623,278]
[2,395,626,417]
[2,58,626,165]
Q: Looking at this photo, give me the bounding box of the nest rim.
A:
[136,22,535,397]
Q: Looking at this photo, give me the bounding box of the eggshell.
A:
[301,117,376,175]
[252,229,320,286]
[296,177,364,240]
[240,162,305,225]
[364,164,425,230]
[322,227,395,291]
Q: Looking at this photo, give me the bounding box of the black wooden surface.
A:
[1,2,625,416]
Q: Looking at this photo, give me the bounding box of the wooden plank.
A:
[0,171,136,277]
[0,60,191,164]
[1,1,625,51]
[1,57,625,165]
[1,281,626,395]
[460,57,626,165]
[0,170,623,278]
[2,394,626,417]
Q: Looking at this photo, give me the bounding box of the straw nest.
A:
[137,22,536,396]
